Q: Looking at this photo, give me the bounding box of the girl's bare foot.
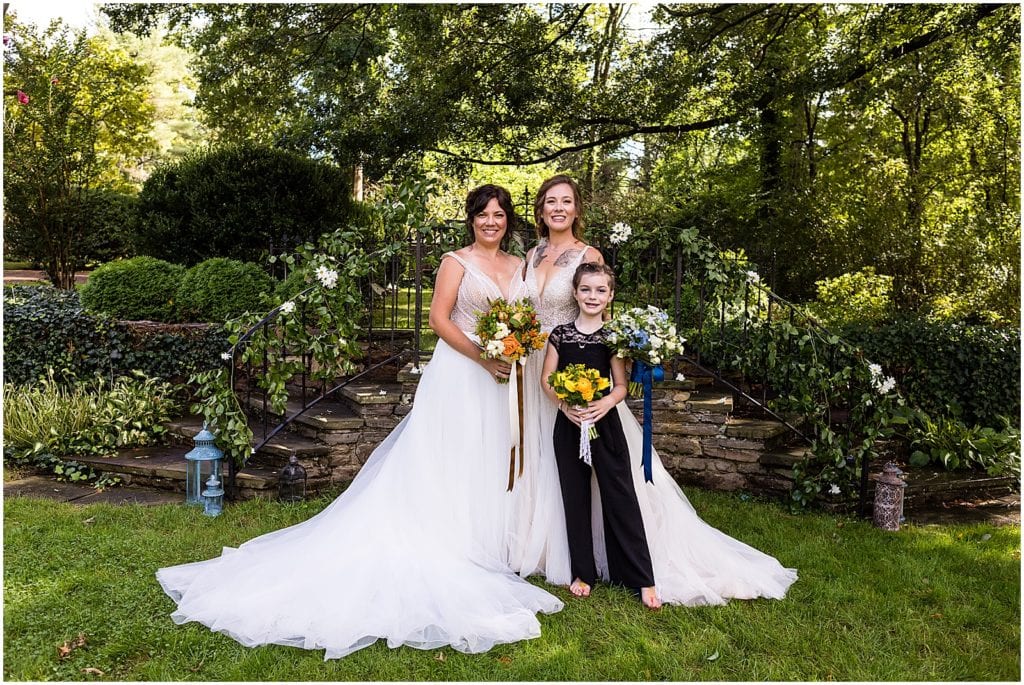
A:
[569,578,591,597]
[641,586,661,610]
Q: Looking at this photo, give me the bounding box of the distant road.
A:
[2,269,90,285]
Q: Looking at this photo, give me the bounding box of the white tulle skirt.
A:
[157,339,563,659]
[508,354,798,604]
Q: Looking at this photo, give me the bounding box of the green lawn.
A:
[3,489,1019,681]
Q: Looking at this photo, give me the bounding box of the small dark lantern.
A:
[871,462,907,531]
[279,455,306,502]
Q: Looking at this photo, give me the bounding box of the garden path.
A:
[2,269,89,285]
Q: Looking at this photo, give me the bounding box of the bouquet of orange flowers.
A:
[476,298,547,381]
[547,363,610,441]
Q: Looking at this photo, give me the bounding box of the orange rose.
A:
[502,335,523,357]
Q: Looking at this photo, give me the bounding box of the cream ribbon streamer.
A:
[579,418,593,466]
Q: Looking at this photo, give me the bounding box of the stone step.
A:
[724,417,790,441]
[243,396,364,432]
[686,389,734,414]
[339,383,404,407]
[760,446,810,469]
[166,416,331,463]
[71,446,279,496]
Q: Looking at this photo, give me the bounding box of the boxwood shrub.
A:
[80,256,184,322]
[176,258,275,322]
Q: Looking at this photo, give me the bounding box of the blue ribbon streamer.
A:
[629,361,663,483]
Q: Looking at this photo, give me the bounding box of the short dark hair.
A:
[465,184,516,250]
[572,261,616,291]
[533,174,585,239]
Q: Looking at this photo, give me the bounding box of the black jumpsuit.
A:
[549,322,655,590]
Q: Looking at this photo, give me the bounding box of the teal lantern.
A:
[185,423,223,506]
[202,472,224,517]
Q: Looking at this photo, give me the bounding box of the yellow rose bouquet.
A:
[547,363,611,442]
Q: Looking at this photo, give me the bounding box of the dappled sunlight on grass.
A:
[3,489,1019,681]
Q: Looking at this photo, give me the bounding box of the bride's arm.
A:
[428,256,511,380]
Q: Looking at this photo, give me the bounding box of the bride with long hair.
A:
[507,174,798,606]
[156,184,562,659]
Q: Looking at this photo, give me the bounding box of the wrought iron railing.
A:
[229,216,882,512]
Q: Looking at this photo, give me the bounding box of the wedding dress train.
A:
[506,240,797,604]
[157,253,562,659]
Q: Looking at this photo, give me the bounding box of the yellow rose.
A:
[576,377,593,397]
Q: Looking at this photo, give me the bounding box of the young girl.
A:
[541,261,661,610]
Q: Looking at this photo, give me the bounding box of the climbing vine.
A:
[190,175,438,466]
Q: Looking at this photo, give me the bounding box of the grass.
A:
[3,489,1019,681]
[3,260,35,270]
[370,287,438,350]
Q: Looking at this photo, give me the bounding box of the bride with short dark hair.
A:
[156,184,562,659]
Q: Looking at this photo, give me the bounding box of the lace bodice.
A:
[548,322,613,376]
[441,252,527,333]
[523,239,591,332]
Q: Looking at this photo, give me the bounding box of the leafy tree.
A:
[2,16,155,288]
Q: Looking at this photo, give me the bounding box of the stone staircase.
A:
[76,356,812,501]
[72,355,1017,509]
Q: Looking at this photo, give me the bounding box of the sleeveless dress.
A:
[506,240,588,582]
[156,252,562,659]
[509,241,799,605]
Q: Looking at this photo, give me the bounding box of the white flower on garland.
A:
[828,484,841,495]
[746,270,761,284]
[220,351,232,361]
[279,300,296,315]
[315,265,339,289]
[609,222,633,245]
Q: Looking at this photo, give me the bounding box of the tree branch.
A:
[425,114,738,165]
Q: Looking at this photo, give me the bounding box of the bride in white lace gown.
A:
[507,175,798,605]
[157,185,561,659]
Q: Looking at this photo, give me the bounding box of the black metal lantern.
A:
[871,462,907,531]
[279,455,306,502]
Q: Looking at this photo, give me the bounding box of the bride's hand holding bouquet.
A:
[476,298,547,382]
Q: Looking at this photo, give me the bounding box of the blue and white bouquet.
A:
[605,305,685,367]
[605,305,684,484]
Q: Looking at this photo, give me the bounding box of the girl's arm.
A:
[582,355,627,424]
[541,340,581,427]
[428,256,511,379]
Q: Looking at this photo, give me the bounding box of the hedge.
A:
[3,285,227,386]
